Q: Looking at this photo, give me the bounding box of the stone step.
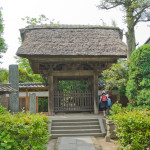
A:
[51,125,100,130]
[51,133,105,139]
[52,121,99,126]
[51,128,101,134]
[52,118,98,122]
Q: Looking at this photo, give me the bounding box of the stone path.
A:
[55,136,99,150]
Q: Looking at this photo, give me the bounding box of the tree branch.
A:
[138,19,150,22]
[133,6,150,26]
[97,0,124,10]
[99,4,121,10]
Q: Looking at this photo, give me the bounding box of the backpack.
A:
[107,98,111,106]
[102,95,107,101]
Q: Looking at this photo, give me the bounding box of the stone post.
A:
[29,93,36,114]
[9,65,19,113]
[105,119,117,142]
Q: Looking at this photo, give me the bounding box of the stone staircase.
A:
[50,118,106,139]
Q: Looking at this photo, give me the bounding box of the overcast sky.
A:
[1,0,150,69]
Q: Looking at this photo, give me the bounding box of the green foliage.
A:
[0,68,8,83]
[0,104,8,114]
[101,60,128,94]
[0,8,7,59]
[15,56,46,83]
[126,44,150,108]
[58,80,88,92]
[0,109,50,150]
[22,14,58,26]
[22,14,49,26]
[126,102,150,111]
[38,97,48,112]
[108,101,125,118]
[108,102,150,149]
[111,110,150,150]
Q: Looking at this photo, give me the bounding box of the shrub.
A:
[126,44,150,109]
[0,104,8,114]
[111,109,150,150]
[0,110,50,150]
[108,101,125,119]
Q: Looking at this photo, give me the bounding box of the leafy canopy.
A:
[22,14,59,26]
[126,44,150,109]
[0,68,8,83]
[15,56,46,83]
[101,59,128,94]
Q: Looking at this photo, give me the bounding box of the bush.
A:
[126,44,150,109]
[111,109,150,150]
[0,104,8,114]
[0,110,50,150]
[108,101,125,119]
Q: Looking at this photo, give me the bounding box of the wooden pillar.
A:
[48,75,54,115]
[93,71,99,114]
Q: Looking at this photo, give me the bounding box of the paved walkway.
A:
[55,136,98,150]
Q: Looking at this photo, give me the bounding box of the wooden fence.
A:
[54,90,93,112]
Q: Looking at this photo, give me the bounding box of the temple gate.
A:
[16,25,126,115]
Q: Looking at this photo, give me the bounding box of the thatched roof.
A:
[0,83,18,95]
[17,25,127,57]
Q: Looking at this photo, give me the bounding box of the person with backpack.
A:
[100,90,108,117]
[106,94,112,115]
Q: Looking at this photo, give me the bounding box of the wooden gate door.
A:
[54,90,93,112]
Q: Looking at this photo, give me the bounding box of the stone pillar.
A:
[29,93,36,114]
[48,75,54,115]
[9,65,19,113]
[93,71,99,114]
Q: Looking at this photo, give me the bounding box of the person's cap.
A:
[102,90,105,94]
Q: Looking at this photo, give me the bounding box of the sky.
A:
[0,0,150,69]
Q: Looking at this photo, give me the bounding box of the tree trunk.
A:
[126,10,136,60]
[126,28,136,60]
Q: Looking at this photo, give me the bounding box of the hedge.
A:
[0,105,50,150]
[109,103,150,150]
[126,44,150,108]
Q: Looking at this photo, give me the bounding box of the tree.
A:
[0,68,8,83]
[15,56,46,83]
[15,14,57,83]
[97,0,150,60]
[101,59,128,94]
[0,8,7,61]
[126,44,150,109]
[21,14,58,26]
